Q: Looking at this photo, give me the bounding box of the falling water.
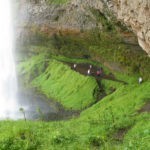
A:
[0,0,19,119]
[0,0,65,120]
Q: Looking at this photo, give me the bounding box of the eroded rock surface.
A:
[15,0,150,55]
[104,0,150,55]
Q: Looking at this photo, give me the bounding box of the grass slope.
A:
[0,80,149,149]
[1,54,149,149]
[18,54,98,110]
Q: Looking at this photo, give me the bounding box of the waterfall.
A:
[0,0,19,119]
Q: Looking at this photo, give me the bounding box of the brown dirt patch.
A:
[40,25,82,36]
[66,62,127,84]
[138,101,150,113]
[113,128,129,141]
[70,63,99,76]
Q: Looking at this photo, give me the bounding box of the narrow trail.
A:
[66,62,127,84]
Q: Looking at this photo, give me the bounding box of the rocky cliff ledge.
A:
[16,0,150,55]
[104,0,150,55]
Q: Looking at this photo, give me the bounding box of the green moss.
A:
[17,53,47,86]
[18,54,98,110]
[50,33,89,58]
[45,0,69,4]
[20,26,150,80]
[90,8,115,31]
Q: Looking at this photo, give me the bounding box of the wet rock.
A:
[104,0,150,55]
[15,0,150,55]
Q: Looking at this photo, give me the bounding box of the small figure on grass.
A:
[89,65,92,69]
[73,64,77,69]
[138,77,143,84]
[96,67,103,77]
[87,69,91,75]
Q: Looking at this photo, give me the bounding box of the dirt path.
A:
[138,100,150,113]
[66,62,127,84]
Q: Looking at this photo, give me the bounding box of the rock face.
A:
[104,0,150,55]
[16,0,104,30]
[16,0,150,55]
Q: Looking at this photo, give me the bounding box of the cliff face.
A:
[16,0,150,55]
[16,0,103,30]
[104,0,150,55]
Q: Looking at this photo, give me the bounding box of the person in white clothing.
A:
[138,77,143,84]
[73,64,77,69]
[87,69,91,75]
[89,65,92,69]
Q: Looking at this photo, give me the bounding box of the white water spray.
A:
[0,1,56,120]
[0,0,19,119]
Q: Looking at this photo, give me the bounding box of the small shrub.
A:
[88,136,104,147]
[52,132,76,145]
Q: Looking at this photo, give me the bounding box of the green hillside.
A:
[18,54,99,110]
[0,0,149,149]
[0,52,149,149]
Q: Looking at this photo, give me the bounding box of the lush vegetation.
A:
[18,54,99,110]
[52,30,150,80]
[0,76,149,149]
[4,44,150,149]
[2,12,150,148]
[20,26,150,80]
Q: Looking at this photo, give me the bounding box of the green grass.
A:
[7,53,150,149]
[123,114,150,149]
[18,54,99,110]
[0,80,149,149]
[17,53,47,86]
[5,22,150,149]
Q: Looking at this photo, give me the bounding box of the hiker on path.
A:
[138,77,143,84]
[73,64,77,69]
[96,68,102,76]
[87,69,91,75]
[89,65,92,69]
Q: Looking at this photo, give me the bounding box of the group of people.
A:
[96,67,103,76]
[73,63,103,77]
[87,65,103,77]
[73,63,143,84]
[87,65,92,75]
